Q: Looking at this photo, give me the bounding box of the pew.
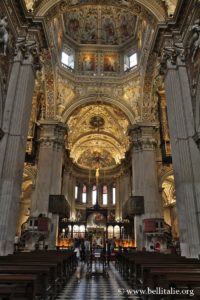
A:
[116,251,200,298]
[0,250,76,299]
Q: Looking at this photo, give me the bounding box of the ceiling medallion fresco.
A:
[63,6,137,46]
[67,103,130,170]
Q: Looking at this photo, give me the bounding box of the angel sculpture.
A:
[0,16,9,56]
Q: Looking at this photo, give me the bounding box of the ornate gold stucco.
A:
[67,103,129,170]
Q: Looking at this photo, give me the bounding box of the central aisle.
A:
[56,262,139,300]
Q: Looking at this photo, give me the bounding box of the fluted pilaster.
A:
[161,45,200,257]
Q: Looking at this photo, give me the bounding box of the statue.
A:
[0,16,9,56]
[190,19,200,63]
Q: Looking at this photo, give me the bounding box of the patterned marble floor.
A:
[56,262,140,300]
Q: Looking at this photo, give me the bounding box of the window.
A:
[129,53,137,68]
[124,53,137,71]
[102,185,108,205]
[61,51,74,69]
[92,185,97,205]
[75,186,78,200]
[112,187,116,205]
[82,184,87,203]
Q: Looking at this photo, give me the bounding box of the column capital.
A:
[14,38,41,73]
[160,44,186,75]
[129,122,158,151]
[38,120,68,150]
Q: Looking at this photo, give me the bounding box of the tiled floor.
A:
[56,262,140,300]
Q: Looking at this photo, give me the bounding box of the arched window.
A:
[75,185,78,200]
[92,185,97,205]
[82,184,87,203]
[102,185,108,205]
[112,187,116,205]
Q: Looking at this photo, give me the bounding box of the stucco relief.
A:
[67,103,129,170]
[122,79,142,122]
[56,74,75,117]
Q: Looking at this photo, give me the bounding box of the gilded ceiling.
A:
[67,103,130,170]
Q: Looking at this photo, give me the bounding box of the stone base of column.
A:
[0,240,14,256]
[47,214,59,250]
[134,216,143,250]
[180,243,200,258]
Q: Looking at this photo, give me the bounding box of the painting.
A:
[81,15,97,44]
[119,13,137,43]
[64,7,137,46]
[65,11,81,41]
[102,16,117,44]
[80,53,96,72]
[103,54,118,72]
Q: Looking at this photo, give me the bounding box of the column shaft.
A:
[0,40,39,255]
[163,53,200,257]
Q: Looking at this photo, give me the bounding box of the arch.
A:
[36,0,165,22]
[62,95,135,124]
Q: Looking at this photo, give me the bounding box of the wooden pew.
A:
[0,274,38,299]
[0,250,76,299]
[116,251,200,298]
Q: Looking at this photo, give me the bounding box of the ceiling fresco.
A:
[63,6,137,46]
[67,104,130,170]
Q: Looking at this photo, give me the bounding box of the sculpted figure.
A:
[0,17,8,56]
[190,19,200,62]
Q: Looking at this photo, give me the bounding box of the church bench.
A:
[0,273,38,299]
[155,274,200,299]
[116,252,198,285]
[139,263,200,287]
[117,253,189,281]
[134,258,199,283]
[0,260,59,297]
[0,251,76,295]
[0,265,53,299]
[13,250,76,279]
[144,266,200,289]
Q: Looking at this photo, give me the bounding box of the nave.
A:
[56,262,137,300]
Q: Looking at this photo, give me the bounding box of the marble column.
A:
[0,39,40,256]
[161,47,200,257]
[31,120,67,248]
[130,123,163,249]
